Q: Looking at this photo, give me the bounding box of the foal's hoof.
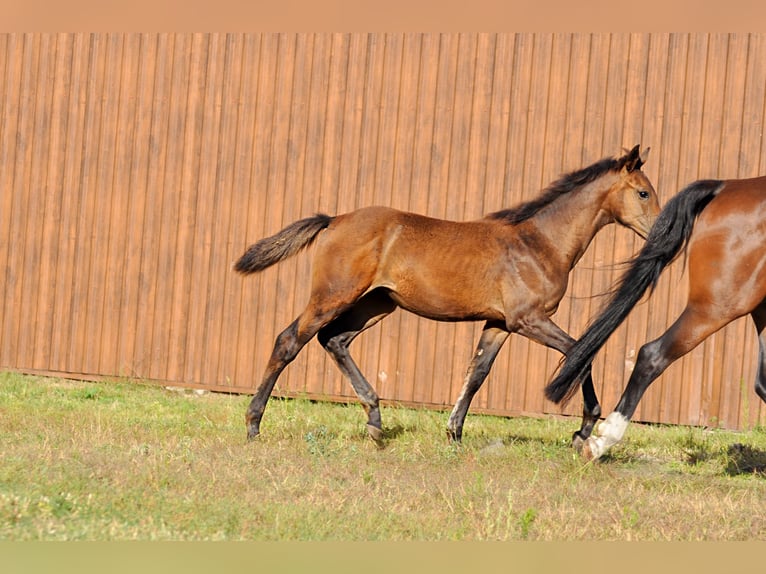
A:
[571,432,585,453]
[246,423,261,442]
[366,424,384,445]
[446,428,462,444]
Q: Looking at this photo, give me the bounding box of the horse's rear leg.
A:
[749,303,766,403]
[583,306,730,460]
[317,289,397,443]
[447,321,509,443]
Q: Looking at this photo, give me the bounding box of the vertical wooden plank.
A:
[27,34,65,370]
[115,33,157,379]
[372,33,404,210]
[132,33,173,381]
[184,33,229,385]
[47,34,86,373]
[0,32,11,365]
[65,34,103,374]
[335,32,370,213]
[353,34,384,211]
[163,34,210,382]
[480,33,514,217]
[16,34,49,371]
[78,35,121,373]
[95,34,134,376]
[146,33,191,381]
[220,34,262,391]
[140,30,173,380]
[45,35,78,373]
[199,33,245,388]
[0,34,25,367]
[11,35,47,370]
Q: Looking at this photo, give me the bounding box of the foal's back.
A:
[310,206,518,322]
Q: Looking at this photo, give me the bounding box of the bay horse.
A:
[235,145,658,444]
[546,175,766,460]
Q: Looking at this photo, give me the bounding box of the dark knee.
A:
[586,403,602,419]
[273,322,302,361]
[634,340,668,379]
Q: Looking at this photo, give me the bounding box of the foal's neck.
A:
[527,175,616,270]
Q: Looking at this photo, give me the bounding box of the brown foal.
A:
[235,145,658,445]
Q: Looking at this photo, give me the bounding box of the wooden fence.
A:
[2,33,766,430]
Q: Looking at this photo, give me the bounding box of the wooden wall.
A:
[2,33,766,430]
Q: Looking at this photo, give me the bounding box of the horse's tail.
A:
[233,214,334,275]
[544,178,725,405]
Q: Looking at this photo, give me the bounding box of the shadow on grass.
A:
[725,443,766,477]
[381,423,416,441]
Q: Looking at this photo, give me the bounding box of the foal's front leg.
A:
[518,315,600,449]
[447,322,509,443]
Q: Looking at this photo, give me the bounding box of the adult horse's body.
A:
[235,145,658,443]
[546,175,766,460]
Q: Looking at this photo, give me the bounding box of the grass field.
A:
[2,370,766,541]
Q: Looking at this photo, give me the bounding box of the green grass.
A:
[2,371,766,540]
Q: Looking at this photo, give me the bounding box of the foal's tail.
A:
[544,178,725,405]
[233,214,334,275]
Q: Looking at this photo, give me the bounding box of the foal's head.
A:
[602,145,659,238]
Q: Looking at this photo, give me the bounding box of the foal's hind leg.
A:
[317,289,397,443]
[246,304,348,440]
[447,321,509,443]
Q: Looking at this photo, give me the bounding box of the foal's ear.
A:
[622,144,649,172]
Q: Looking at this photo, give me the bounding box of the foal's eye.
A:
[637,190,650,200]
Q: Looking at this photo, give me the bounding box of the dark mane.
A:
[486,153,632,224]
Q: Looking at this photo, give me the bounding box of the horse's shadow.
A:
[725,443,766,476]
[381,424,410,441]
